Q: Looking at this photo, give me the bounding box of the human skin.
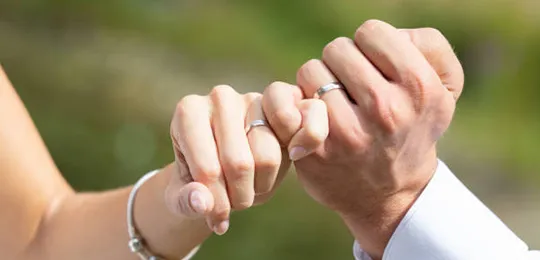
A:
[262,20,464,260]
[0,67,209,259]
[0,19,463,260]
[0,65,326,259]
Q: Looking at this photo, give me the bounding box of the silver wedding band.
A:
[245,119,267,134]
[315,82,345,98]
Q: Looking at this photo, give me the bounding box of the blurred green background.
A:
[1,0,539,259]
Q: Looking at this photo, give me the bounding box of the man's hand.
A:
[264,20,464,259]
[165,86,328,235]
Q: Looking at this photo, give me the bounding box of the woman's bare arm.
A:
[25,163,211,260]
[0,67,210,260]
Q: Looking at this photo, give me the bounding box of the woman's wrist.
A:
[133,163,210,259]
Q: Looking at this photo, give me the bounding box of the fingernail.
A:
[289,146,307,161]
[213,220,230,235]
[190,191,207,213]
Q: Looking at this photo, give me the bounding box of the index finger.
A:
[172,95,231,235]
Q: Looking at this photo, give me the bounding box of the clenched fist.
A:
[165,85,328,235]
[264,20,464,259]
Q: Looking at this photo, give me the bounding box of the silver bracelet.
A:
[127,169,165,260]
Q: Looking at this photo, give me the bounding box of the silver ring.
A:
[245,119,267,134]
[315,82,344,98]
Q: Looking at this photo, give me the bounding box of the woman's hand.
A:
[165,85,328,235]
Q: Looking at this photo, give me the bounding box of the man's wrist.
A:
[351,160,532,260]
[339,189,421,260]
[338,158,438,260]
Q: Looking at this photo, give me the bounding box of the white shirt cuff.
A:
[353,159,535,260]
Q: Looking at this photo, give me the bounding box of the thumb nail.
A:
[189,190,207,214]
[289,146,307,161]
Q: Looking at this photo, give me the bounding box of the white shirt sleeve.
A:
[353,160,540,260]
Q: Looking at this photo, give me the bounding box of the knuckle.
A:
[421,27,444,41]
[301,59,323,71]
[322,42,336,58]
[297,59,323,82]
[322,37,351,58]
[264,81,289,97]
[405,68,437,95]
[244,92,261,103]
[267,81,289,91]
[223,157,254,180]
[363,19,385,29]
[195,165,221,183]
[333,36,353,46]
[356,19,384,38]
[175,94,203,116]
[255,154,281,175]
[413,27,447,53]
[210,84,235,101]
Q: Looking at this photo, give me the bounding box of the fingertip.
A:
[213,220,230,235]
[263,81,304,102]
[300,99,330,142]
[287,130,321,162]
[262,81,305,145]
[288,146,308,161]
[209,212,231,235]
[287,99,329,161]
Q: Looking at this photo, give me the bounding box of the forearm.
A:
[1,67,210,259]
[22,164,210,260]
[0,66,74,258]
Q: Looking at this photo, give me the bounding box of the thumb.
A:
[287,99,329,161]
[165,181,215,218]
